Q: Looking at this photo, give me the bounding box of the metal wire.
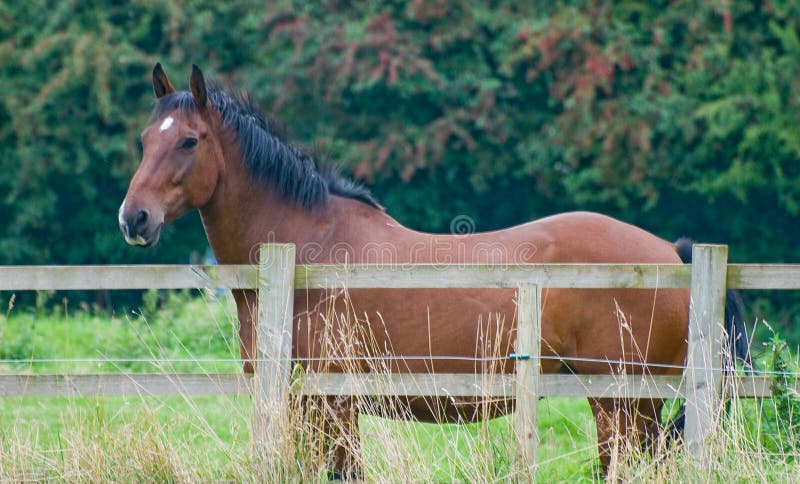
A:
[0,354,784,375]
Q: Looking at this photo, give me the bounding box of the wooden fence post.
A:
[515,283,541,478]
[253,243,296,460]
[684,244,728,461]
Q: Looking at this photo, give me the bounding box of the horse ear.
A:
[152,63,175,98]
[189,64,208,112]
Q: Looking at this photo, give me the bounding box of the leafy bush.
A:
[761,332,800,457]
[3,1,800,336]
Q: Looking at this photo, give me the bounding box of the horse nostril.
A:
[134,209,149,231]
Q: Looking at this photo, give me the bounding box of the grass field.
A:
[1,291,799,481]
[0,394,599,481]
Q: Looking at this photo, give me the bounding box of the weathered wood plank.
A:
[294,263,691,289]
[685,245,728,461]
[541,374,689,399]
[0,373,252,396]
[298,372,513,397]
[0,372,775,399]
[732,375,772,398]
[4,262,800,291]
[515,283,540,477]
[727,264,800,289]
[254,244,297,458]
[547,373,772,398]
[298,373,685,399]
[0,265,258,290]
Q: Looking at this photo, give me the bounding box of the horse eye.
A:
[180,137,198,150]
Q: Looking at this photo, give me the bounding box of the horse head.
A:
[119,63,223,247]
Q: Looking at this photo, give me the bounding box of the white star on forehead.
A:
[159,116,174,132]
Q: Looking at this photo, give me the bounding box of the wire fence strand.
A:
[0,354,787,376]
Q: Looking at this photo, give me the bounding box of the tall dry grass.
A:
[2,289,800,482]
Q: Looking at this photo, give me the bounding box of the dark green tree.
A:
[2,1,800,337]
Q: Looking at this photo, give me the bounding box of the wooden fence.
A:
[1,243,799,474]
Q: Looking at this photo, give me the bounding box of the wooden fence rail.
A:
[2,262,800,289]
[0,243,795,474]
[0,373,778,399]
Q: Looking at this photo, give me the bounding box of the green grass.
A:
[0,291,601,480]
[2,291,800,481]
[0,395,597,481]
[0,395,252,479]
[0,290,240,374]
[357,399,597,482]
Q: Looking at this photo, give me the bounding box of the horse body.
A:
[200,166,689,378]
[121,64,694,475]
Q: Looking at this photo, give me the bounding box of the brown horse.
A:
[119,64,742,477]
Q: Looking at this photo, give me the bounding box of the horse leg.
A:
[590,397,661,476]
[320,395,362,480]
[590,398,623,476]
[638,398,665,459]
[232,289,257,373]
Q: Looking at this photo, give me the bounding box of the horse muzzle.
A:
[119,201,163,248]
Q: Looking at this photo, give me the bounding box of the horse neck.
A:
[198,143,401,264]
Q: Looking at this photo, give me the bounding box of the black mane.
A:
[151,85,381,210]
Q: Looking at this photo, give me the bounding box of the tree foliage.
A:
[250,0,800,263]
[2,1,800,331]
